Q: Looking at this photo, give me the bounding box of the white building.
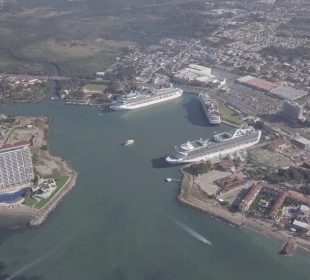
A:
[174,64,217,85]
[0,141,34,189]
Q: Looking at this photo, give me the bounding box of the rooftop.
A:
[242,77,280,92]
[0,140,29,152]
[174,64,215,82]
[271,86,309,101]
[293,220,310,230]
[294,136,310,146]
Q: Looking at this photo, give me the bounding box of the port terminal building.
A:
[173,64,217,86]
[236,75,308,101]
[0,141,34,189]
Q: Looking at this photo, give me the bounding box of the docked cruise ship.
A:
[110,87,183,110]
[166,127,261,164]
[199,93,221,125]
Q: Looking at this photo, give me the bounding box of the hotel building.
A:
[0,141,34,189]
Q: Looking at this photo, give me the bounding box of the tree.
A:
[187,161,212,176]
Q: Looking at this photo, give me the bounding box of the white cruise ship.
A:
[199,93,221,125]
[110,87,183,110]
[166,127,261,164]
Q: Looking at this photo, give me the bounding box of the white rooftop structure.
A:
[236,75,255,83]
[293,220,310,230]
[174,64,216,84]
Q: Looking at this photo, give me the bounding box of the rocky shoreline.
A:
[29,155,78,227]
[27,117,79,227]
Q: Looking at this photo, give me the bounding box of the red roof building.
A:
[239,183,263,212]
[0,140,29,152]
[219,160,236,171]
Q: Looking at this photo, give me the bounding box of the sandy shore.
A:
[178,167,310,255]
[0,205,38,218]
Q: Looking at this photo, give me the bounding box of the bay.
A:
[0,94,309,280]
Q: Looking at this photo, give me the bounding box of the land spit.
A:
[29,117,78,226]
[177,166,310,256]
[29,155,78,227]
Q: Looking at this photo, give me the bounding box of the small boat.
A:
[123,139,135,146]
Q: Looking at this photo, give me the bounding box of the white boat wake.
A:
[167,215,212,245]
[5,247,59,280]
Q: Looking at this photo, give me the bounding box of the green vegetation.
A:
[23,193,38,207]
[184,161,212,176]
[283,197,300,208]
[268,168,310,184]
[32,152,40,165]
[249,191,273,216]
[300,186,310,195]
[248,167,310,184]
[260,46,310,63]
[0,0,221,76]
[84,83,107,93]
[34,176,70,209]
[0,81,49,103]
[216,102,243,126]
[0,116,15,128]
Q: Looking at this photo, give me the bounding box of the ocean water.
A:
[0,94,309,280]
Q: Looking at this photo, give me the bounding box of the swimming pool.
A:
[0,188,29,204]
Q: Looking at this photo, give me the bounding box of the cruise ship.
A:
[199,93,221,125]
[110,87,183,110]
[166,127,261,164]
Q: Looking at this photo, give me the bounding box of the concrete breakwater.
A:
[177,195,242,229]
[29,152,78,227]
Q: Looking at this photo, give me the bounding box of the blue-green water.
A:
[0,95,309,280]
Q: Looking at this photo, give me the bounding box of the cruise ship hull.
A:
[199,94,221,125]
[166,129,261,164]
[205,113,221,126]
[166,137,259,164]
[110,91,182,111]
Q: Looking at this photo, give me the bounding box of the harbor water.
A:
[0,94,309,280]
